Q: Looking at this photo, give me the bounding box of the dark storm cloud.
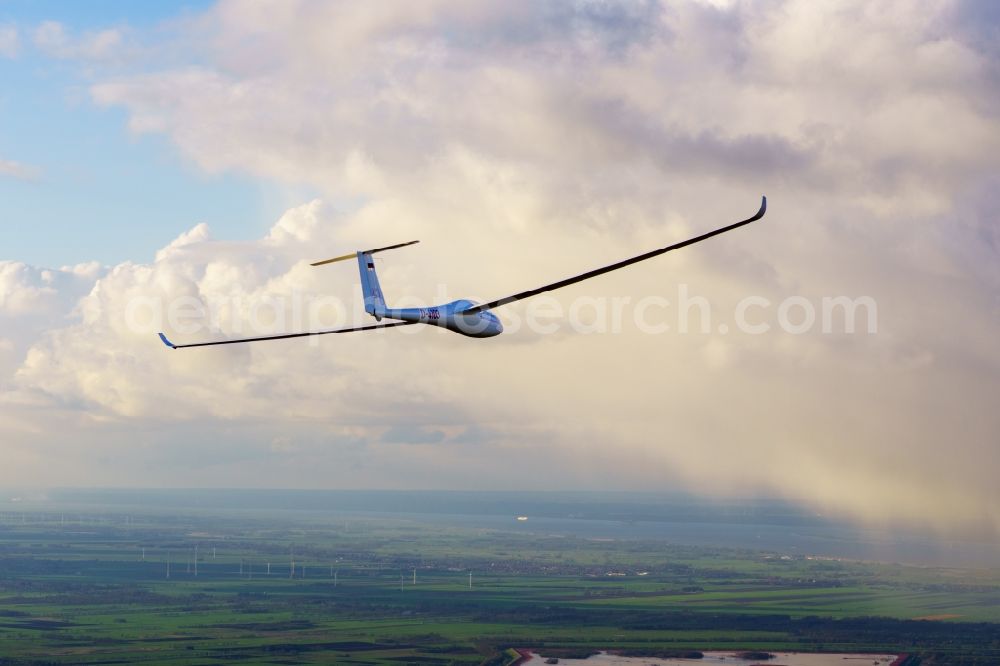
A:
[380,426,447,445]
[443,1,666,57]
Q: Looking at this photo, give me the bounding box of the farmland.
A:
[0,491,997,664]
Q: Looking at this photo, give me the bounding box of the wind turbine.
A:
[159,197,766,347]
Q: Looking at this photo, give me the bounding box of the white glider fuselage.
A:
[358,251,502,337]
[375,302,503,338]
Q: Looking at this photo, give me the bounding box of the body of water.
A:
[522,651,898,666]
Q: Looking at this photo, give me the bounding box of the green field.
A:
[0,504,997,664]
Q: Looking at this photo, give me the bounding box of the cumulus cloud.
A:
[0,261,104,380]
[0,261,101,316]
[1,1,998,537]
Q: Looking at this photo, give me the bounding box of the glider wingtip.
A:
[157,332,176,349]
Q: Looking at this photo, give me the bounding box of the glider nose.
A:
[476,317,503,338]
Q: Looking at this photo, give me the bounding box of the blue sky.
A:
[0,0,208,26]
[0,0,309,266]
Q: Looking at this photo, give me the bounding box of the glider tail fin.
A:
[311,241,419,321]
[357,241,420,319]
[358,250,387,319]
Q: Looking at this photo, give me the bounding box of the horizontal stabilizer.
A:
[310,252,356,267]
[310,240,419,267]
[364,240,419,254]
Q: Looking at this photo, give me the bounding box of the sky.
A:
[0,0,998,539]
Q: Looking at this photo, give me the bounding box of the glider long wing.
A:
[158,321,417,349]
[461,196,766,315]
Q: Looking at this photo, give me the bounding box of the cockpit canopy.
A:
[446,299,478,313]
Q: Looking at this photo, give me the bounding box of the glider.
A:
[159,196,766,348]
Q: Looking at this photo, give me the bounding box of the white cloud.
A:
[0,158,41,180]
[0,261,104,381]
[90,1,1000,216]
[2,1,998,535]
[0,260,102,317]
[34,20,123,60]
[0,24,17,58]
